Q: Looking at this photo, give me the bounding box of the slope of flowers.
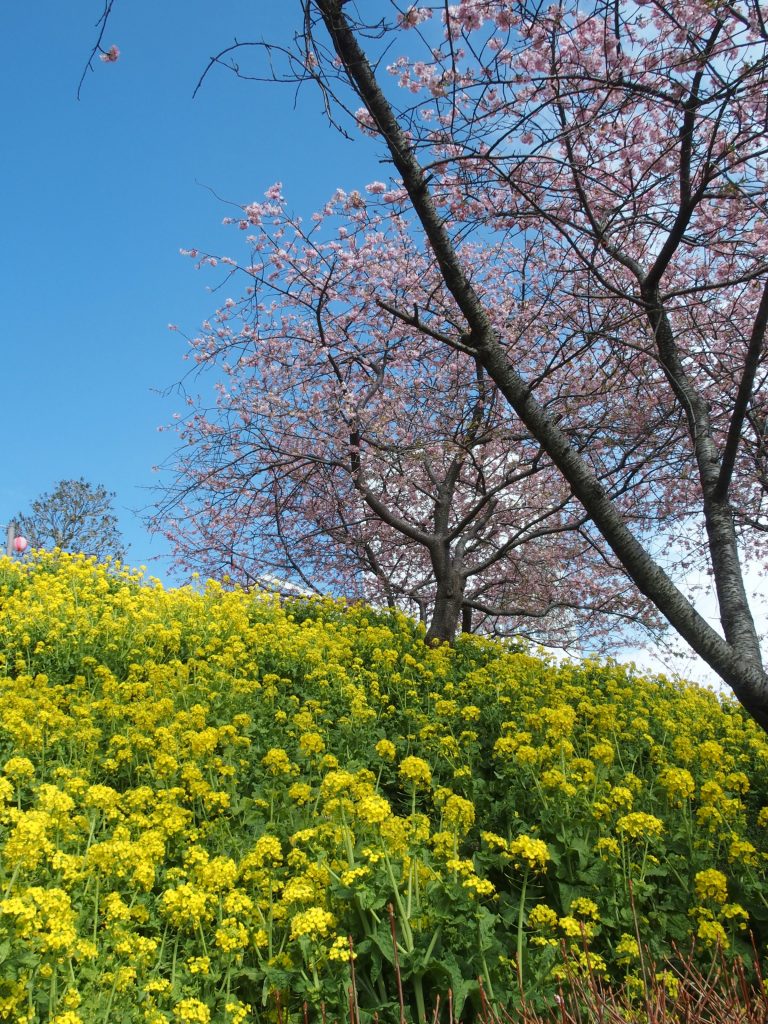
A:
[0,552,767,1023]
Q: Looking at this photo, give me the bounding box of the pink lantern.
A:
[13,536,28,553]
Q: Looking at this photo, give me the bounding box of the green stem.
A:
[197,920,209,957]
[414,975,427,1024]
[47,963,55,1022]
[2,864,20,901]
[406,857,415,920]
[92,875,100,944]
[516,868,529,990]
[100,970,119,1023]
[639,840,649,883]
[343,826,356,869]
[423,924,441,964]
[384,856,414,952]
[480,950,495,1003]
[170,934,180,991]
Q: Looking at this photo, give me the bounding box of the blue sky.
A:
[2,1,377,577]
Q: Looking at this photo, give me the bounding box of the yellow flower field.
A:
[0,552,766,1022]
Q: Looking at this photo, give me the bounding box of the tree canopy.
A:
[14,478,126,562]
[160,185,660,648]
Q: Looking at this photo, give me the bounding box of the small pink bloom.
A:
[99,45,120,63]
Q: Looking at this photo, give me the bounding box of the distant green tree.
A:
[14,479,126,562]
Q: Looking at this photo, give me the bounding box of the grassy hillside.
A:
[0,552,766,1023]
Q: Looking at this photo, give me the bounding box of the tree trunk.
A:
[425,574,466,644]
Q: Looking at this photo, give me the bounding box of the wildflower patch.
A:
[0,552,766,1022]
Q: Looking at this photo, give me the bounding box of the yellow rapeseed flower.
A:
[290,907,335,940]
[659,767,696,805]
[226,1001,252,1024]
[262,748,295,776]
[694,869,728,905]
[328,934,356,962]
[187,956,211,975]
[173,998,211,1023]
[399,756,432,789]
[528,904,558,930]
[615,812,664,841]
[3,756,35,780]
[375,738,396,761]
[442,794,476,836]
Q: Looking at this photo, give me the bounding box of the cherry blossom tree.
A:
[160,186,656,645]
